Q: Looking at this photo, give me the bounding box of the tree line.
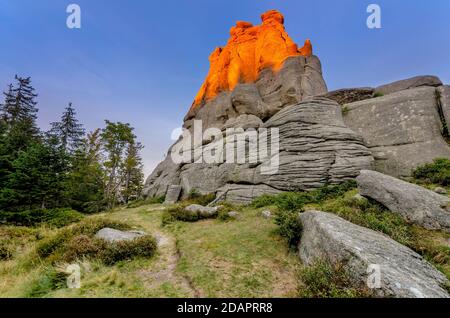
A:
[0,75,144,213]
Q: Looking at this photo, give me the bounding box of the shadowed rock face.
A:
[144,98,373,204]
[299,211,449,298]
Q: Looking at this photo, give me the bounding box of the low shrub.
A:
[252,181,357,211]
[252,181,357,246]
[413,158,450,186]
[274,210,303,249]
[36,218,156,265]
[0,208,84,228]
[162,206,201,226]
[185,189,216,206]
[298,259,372,298]
[99,235,157,265]
[36,218,131,260]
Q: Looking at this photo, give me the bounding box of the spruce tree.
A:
[50,102,85,153]
[0,76,39,153]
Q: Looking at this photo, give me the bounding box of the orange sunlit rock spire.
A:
[191,10,313,109]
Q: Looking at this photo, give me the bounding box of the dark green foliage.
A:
[298,259,372,298]
[413,158,450,186]
[0,140,69,211]
[0,75,145,214]
[0,208,84,228]
[251,181,357,246]
[66,129,106,213]
[274,210,303,248]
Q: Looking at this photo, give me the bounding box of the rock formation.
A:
[144,10,450,204]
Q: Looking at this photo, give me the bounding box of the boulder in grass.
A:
[185,204,219,218]
[356,170,450,232]
[298,210,449,298]
[95,228,147,243]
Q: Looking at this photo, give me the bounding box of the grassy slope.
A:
[0,204,300,298]
[1,186,448,298]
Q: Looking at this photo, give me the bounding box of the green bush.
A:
[413,158,450,186]
[274,210,303,248]
[252,182,357,246]
[162,206,201,226]
[298,259,372,298]
[0,208,84,228]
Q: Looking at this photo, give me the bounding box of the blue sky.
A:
[1,0,449,176]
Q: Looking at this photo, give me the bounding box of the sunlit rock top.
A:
[192,10,312,109]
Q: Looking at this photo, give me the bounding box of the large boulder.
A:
[343,86,450,177]
[357,170,450,232]
[95,228,147,243]
[298,210,449,298]
[374,75,442,96]
[185,204,219,217]
[164,185,182,204]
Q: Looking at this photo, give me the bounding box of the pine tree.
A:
[0,76,39,154]
[50,102,85,153]
[0,139,68,210]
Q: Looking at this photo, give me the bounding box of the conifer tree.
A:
[50,102,85,153]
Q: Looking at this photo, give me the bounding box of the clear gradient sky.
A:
[1,0,449,176]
